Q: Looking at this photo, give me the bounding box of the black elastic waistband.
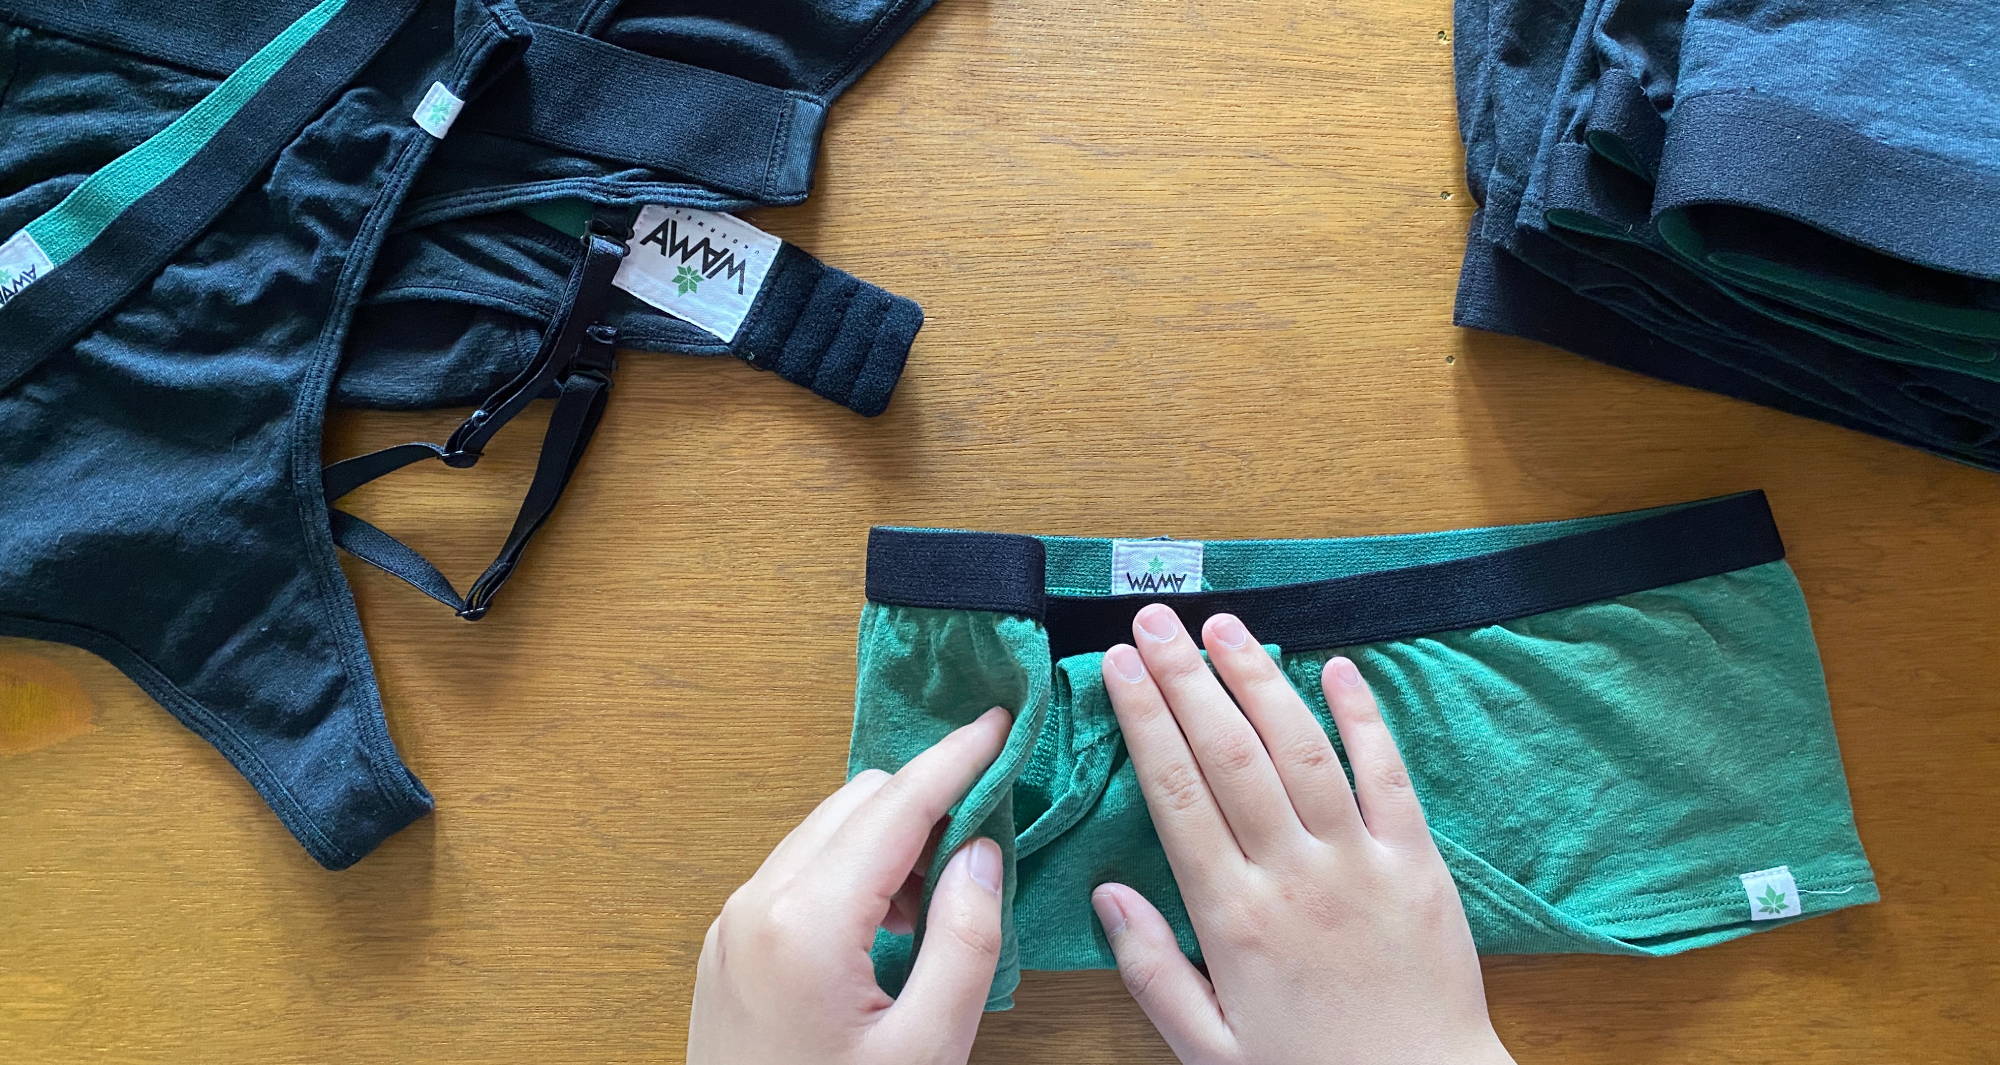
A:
[0,0,423,392]
[0,0,318,77]
[0,3,829,207]
[865,491,1787,659]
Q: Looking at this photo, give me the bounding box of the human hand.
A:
[686,708,1012,1065]
[1094,605,1516,1065]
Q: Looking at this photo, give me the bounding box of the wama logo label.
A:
[1111,541,1204,595]
[0,230,53,309]
[636,216,750,296]
[612,205,780,343]
[1121,568,1191,593]
[0,261,38,307]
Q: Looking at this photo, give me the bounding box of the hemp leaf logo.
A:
[674,266,702,295]
[1147,555,1165,575]
[1755,884,1791,915]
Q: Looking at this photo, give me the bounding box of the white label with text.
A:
[0,230,53,309]
[613,205,780,342]
[1112,540,1205,595]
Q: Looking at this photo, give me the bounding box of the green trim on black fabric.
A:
[19,0,350,267]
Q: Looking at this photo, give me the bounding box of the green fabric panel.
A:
[20,0,348,266]
[1550,208,2000,377]
[1699,272,2000,377]
[850,541,1876,1011]
[1706,250,2000,370]
[849,609,1054,1011]
[1584,130,1650,182]
[1657,208,2000,345]
[518,198,594,238]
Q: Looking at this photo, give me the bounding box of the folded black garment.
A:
[1450,0,2000,466]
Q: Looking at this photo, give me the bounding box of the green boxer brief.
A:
[848,490,1878,1009]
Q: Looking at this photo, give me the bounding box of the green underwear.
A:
[847,491,1878,1010]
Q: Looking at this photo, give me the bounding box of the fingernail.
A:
[967,838,1003,895]
[1136,604,1179,642]
[1331,656,1364,688]
[1107,644,1147,683]
[1092,887,1127,938]
[1209,613,1249,649]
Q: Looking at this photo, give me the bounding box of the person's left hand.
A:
[686,708,1012,1065]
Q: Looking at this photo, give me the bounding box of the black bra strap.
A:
[322,204,636,620]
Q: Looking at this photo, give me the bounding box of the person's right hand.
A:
[1094,604,1517,1065]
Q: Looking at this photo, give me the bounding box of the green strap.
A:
[19,0,350,268]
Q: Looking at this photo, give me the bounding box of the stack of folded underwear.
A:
[1450,0,2000,470]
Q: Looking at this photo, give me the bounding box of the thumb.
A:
[1093,884,1226,1059]
[882,838,1005,1058]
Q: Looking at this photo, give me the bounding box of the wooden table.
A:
[5,2,1997,1062]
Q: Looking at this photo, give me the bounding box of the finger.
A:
[1102,643,1240,877]
[883,863,925,935]
[1131,604,1300,854]
[883,819,949,934]
[759,769,892,877]
[1202,613,1362,841]
[883,839,1005,1058]
[1321,657,1430,845]
[1093,884,1228,1061]
[827,708,1013,916]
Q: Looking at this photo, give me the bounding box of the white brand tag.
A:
[613,205,781,343]
[1111,540,1205,595]
[412,82,465,139]
[1739,865,1802,921]
[0,230,53,309]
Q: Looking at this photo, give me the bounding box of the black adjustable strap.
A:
[724,242,923,418]
[323,204,635,620]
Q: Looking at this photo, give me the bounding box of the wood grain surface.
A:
[4,2,1998,1062]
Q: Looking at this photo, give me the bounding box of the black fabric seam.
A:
[816,0,915,97]
[0,612,357,866]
